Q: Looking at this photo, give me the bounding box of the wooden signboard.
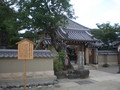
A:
[16,39,35,60]
[16,39,35,90]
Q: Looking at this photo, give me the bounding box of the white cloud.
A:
[98,6,120,25]
[113,0,120,5]
[70,0,104,28]
[70,0,104,15]
[70,0,120,28]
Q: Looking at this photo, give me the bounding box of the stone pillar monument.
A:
[78,51,84,69]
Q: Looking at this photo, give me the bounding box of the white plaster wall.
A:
[98,54,118,66]
[0,58,56,79]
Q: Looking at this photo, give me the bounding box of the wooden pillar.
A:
[85,48,89,64]
[24,60,27,90]
[118,51,120,64]
[75,45,79,63]
[117,46,120,64]
[81,44,84,52]
[117,50,120,73]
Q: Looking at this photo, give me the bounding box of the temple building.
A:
[41,19,102,65]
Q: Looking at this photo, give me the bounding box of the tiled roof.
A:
[98,50,118,55]
[56,19,97,42]
[42,38,52,45]
[0,49,55,58]
[88,41,103,48]
[66,19,90,30]
[112,41,120,46]
[57,29,96,42]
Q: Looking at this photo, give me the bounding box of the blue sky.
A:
[70,0,120,29]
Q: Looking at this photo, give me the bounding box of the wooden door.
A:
[89,49,94,64]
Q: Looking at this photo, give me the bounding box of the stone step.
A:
[70,61,98,70]
[84,64,98,70]
[70,61,78,70]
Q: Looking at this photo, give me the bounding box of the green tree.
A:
[54,51,66,72]
[17,0,75,51]
[21,31,38,42]
[0,1,20,49]
[91,29,104,39]
[91,23,120,50]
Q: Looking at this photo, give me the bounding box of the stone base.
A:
[55,71,67,79]
[0,71,56,80]
[55,69,90,79]
[74,69,90,78]
[67,69,89,79]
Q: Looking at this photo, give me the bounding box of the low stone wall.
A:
[0,49,56,80]
[98,50,118,66]
[0,58,56,80]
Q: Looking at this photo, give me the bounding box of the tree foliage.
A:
[91,23,120,50]
[21,31,38,42]
[17,0,75,51]
[90,29,103,39]
[0,1,21,49]
[54,51,66,72]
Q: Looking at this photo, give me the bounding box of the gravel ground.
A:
[97,65,119,74]
[0,65,120,90]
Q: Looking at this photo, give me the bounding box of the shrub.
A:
[54,59,64,72]
[58,51,66,60]
[54,51,66,72]
[102,64,109,67]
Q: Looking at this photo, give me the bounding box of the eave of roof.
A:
[98,50,118,55]
[57,29,97,42]
[87,41,103,48]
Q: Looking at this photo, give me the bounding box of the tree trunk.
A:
[50,33,59,52]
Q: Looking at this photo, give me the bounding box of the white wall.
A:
[0,58,56,79]
[98,54,118,66]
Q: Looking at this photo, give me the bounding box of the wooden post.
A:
[16,39,35,90]
[24,60,27,90]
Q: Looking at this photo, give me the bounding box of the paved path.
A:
[50,70,120,90]
[97,65,119,74]
[1,66,120,90]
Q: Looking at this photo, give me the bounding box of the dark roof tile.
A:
[66,19,90,30]
[0,49,55,58]
[98,50,118,54]
[57,29,96,42]
[56,19,97,42]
